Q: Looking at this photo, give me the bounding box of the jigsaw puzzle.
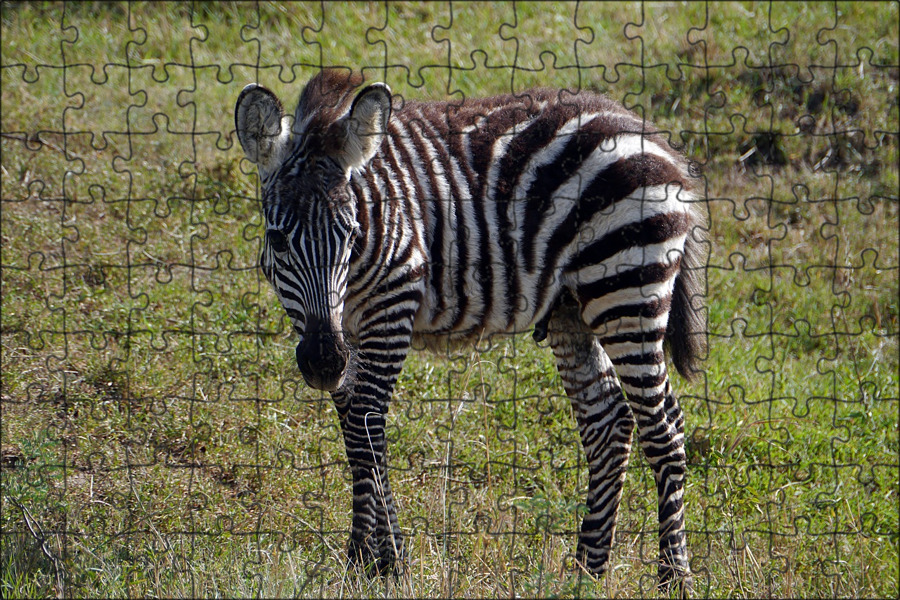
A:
[1,2,897,598]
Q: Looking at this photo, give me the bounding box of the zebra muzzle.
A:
[295,329,349,392]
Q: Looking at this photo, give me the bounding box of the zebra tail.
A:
[666,223,707,381]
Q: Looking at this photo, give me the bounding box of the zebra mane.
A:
[292,69,365,157]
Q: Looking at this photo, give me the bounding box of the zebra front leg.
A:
[547,302,635,578]
[334,394,404,576]
[332,337,412,576]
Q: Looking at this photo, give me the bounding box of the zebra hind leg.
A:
[597,329,693,595]
[547,300,635,579]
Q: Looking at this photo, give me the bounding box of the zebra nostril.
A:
[330,350,348,378]
[295,342,312,375]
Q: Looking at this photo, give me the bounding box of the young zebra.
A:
[234,69,706,590]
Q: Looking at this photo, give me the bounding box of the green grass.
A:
[2,1,898,598]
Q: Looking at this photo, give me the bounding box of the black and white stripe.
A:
[235,69,705,591]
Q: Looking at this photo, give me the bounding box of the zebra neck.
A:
[344,165,427,293]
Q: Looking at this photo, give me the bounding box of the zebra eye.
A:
[266,229,289,254]
[349,224,363,252]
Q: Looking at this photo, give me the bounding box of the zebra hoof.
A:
[347,538,404,578]
[573,542,609,579]
[658,565,693,598]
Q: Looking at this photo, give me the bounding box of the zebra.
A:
[234,68,706,591]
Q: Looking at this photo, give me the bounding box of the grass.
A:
[1,1,898,598]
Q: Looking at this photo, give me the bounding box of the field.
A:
[1,1,898,598]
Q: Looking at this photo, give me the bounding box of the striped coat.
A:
[235,69,705,591]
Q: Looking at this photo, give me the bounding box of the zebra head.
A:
[234,73,392,392]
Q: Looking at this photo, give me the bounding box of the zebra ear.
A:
[235,84,289,174]
[335,83,392,171]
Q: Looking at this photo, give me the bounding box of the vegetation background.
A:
[1,1,897,597]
